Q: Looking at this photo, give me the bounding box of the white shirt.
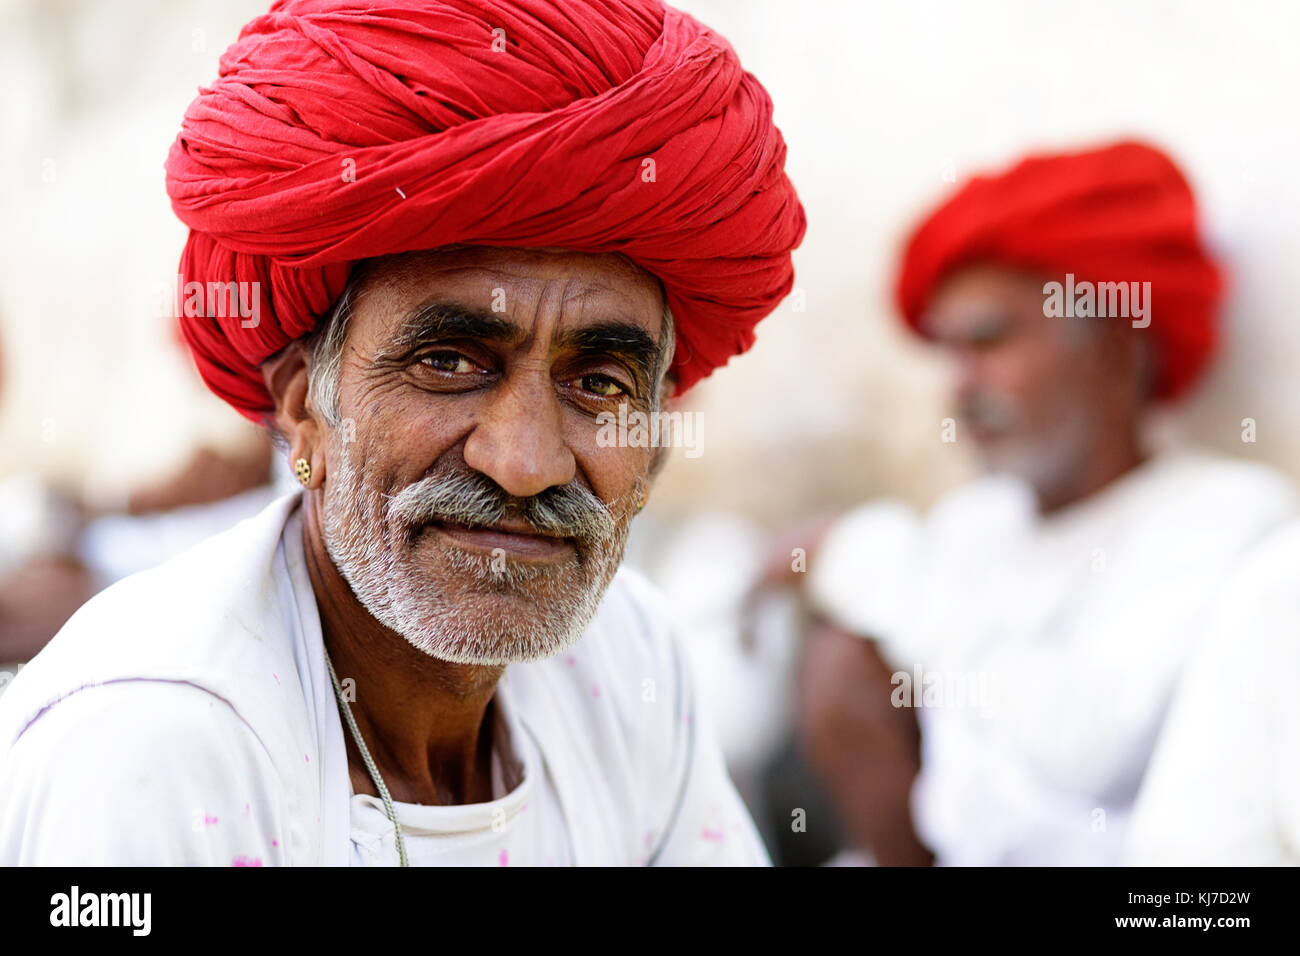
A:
[1127,520,1300,865]
[0,492,767,866]
[808,449,1296,866]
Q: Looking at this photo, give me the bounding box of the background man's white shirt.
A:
[1127,520,1300,865]
[0,493,767,866]
[808,449,1297,865]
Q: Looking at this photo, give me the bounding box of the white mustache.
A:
[385,468,616,544]
[960,392,1022,434]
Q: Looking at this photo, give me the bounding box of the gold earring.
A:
[635,495,646,514]
[294,457,312,486]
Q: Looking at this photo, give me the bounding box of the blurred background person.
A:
[0,324,97,666]
[0,314,283,671]
[771,140,1297,865]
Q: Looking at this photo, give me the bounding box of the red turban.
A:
[895,140,1222,400]
[166,0,805,421]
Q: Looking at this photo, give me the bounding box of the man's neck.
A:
[299,491,505,806]
[1037,429,1146,516]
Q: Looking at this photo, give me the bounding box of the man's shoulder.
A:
[0,679,290,865]
[928,473,1037,530]
[6,679,253,761]
[1120,449,1297,553]
[45,488,300,645]
[1152,448,1296,510]
[1213,518,1300,616]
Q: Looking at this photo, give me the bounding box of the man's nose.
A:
[463,374,576,499]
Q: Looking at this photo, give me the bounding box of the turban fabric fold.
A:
[166,0,805,421]
[895,140,1222,400]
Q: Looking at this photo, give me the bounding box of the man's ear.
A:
[261,341,326,489]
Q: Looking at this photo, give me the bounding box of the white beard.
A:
[981,403,1092,504]
[320,441,628,666]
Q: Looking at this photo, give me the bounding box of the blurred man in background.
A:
[0,319,281,670]
[771,141,1297,865]
[0,327,97,665]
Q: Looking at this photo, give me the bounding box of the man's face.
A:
[922,265,1132,495]
[317,246,667,665]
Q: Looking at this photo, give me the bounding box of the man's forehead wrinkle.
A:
[406,262,616,298]
[447,263,650,316]
[507,274,623,355]
[378,250,657,315]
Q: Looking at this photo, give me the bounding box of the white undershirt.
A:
[346,674,574,867]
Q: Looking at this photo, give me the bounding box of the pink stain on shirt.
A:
[232,855,263,867]
[203,814,219,828]
[273,673,280,686]
[701,826,725,843]
[566,655,576,668]
[244,803,251,816]
[591,685,601,698]
[272,840,279,848]
[304,753,310,763]
[499,849,509,867]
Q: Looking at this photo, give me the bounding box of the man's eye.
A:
[420,351,476,374]
[580,374,626,398]
[966,324,1007,348]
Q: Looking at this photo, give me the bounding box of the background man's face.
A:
[318,246,667,665]
[922,264,1141,497]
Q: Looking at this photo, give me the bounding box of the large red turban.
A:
[166,0,805,421]
[895,140,1222,400]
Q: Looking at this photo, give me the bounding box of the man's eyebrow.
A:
[384,302,520,353]
[558,321,661,387]
[379,305,663,386]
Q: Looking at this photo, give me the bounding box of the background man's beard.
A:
[320,443,632,666]
[964,393,1093,505]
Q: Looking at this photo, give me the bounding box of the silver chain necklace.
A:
[324,647,410,866]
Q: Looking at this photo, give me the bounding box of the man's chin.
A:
[975,435,1033,473]
[379,563,609,665]
[394,611,588,667]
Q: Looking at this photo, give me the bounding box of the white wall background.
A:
[2,0,1298,520]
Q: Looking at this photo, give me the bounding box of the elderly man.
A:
[0,0,804,866]
[788,141,1295,865]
